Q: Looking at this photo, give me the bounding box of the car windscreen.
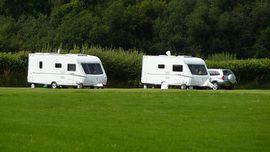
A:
[188,64,208,75]
[223,70,233,76]
[81,63,103,74]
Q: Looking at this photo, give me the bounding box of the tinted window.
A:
[209,71,220,76]
[82,63,103,74]
[55,63,62,68]
[39,61,43,69]
[223,70,233,75]
[173,65,183,72]
[188,64,208,75]
[67,64,76,71]
[158,64,165,69]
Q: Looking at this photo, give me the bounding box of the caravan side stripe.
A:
[145,73,193,78]
[32,72,87,78]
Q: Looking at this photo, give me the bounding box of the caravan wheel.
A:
[77,83,83,89]
[51,82,58,89]
[181,84,187,90]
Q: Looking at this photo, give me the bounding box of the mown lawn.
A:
[0,88,269,152]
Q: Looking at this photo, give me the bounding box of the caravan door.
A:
[66,63,77,85]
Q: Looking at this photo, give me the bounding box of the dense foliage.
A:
[0,0,270,58]
[0,49,270,88]
[0,52,28,86]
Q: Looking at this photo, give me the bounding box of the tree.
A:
[1,0,51,19]
[13,15,51,51]
[51,10,97,49]
[0,16,17,51]
[0,0,270,58]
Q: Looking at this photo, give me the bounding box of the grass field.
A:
[0,88,269,152]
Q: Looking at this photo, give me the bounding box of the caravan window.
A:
[173,65,183,72]
[82,63,103,75]
[188,64,208,75]
[55,63,62,68]
[158,64,165,69]
[39,61,43,69]
[67,64,76,71]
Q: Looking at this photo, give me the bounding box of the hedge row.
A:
[0,52,29,86]
[0,49,270,88]
[82,47,143,87]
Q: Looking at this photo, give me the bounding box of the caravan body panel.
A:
[141,55,211,87]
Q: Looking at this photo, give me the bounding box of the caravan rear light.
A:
[221,76,224,80]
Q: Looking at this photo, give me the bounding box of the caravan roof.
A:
[147,55,206,65]
[65,54,100,63]
[30,53,101,63]
[179,56,205,64]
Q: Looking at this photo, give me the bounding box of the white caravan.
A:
[141,53,213,89]
[27,53,107,88]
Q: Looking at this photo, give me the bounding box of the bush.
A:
[81,47,143,87]
[0,52,29,86]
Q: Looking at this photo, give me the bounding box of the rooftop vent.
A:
[77,54,87,56]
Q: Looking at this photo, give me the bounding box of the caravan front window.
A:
[188,64,208,75]
[82,63,103,75]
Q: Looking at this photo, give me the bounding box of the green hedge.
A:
[82,47,143,87]
[0,52,29,86]
[0,49,270,88]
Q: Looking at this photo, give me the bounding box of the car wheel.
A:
[51,82,58,89]
[212,82,218,90]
